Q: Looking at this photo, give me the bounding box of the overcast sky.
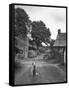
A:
[15,5,66,39]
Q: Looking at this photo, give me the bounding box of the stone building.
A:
[15,20,32,59]
[53,29,66,63]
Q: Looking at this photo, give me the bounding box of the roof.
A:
[54,33,66,47]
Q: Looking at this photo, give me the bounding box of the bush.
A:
[28,50,37,58]
[39,48,46,53]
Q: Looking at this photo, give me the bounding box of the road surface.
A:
[15,60,66,85]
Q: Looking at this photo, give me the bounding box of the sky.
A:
[15,5,66,40]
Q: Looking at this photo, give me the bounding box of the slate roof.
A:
[54,33,66,47]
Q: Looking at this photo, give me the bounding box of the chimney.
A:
[58,29,61,34]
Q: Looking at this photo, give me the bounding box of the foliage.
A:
[15,8,29,38]
[50,39,55,48]
[31,21,51,48]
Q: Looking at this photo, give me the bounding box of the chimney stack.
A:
[58,29,61,34]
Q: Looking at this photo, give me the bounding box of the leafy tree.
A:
[15,8,29,38]
[31,21,51,49]
[50,39,55,47]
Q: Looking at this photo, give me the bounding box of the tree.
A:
[15,8,29,38]
[50,39,55,47]
[31,21,51,49]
